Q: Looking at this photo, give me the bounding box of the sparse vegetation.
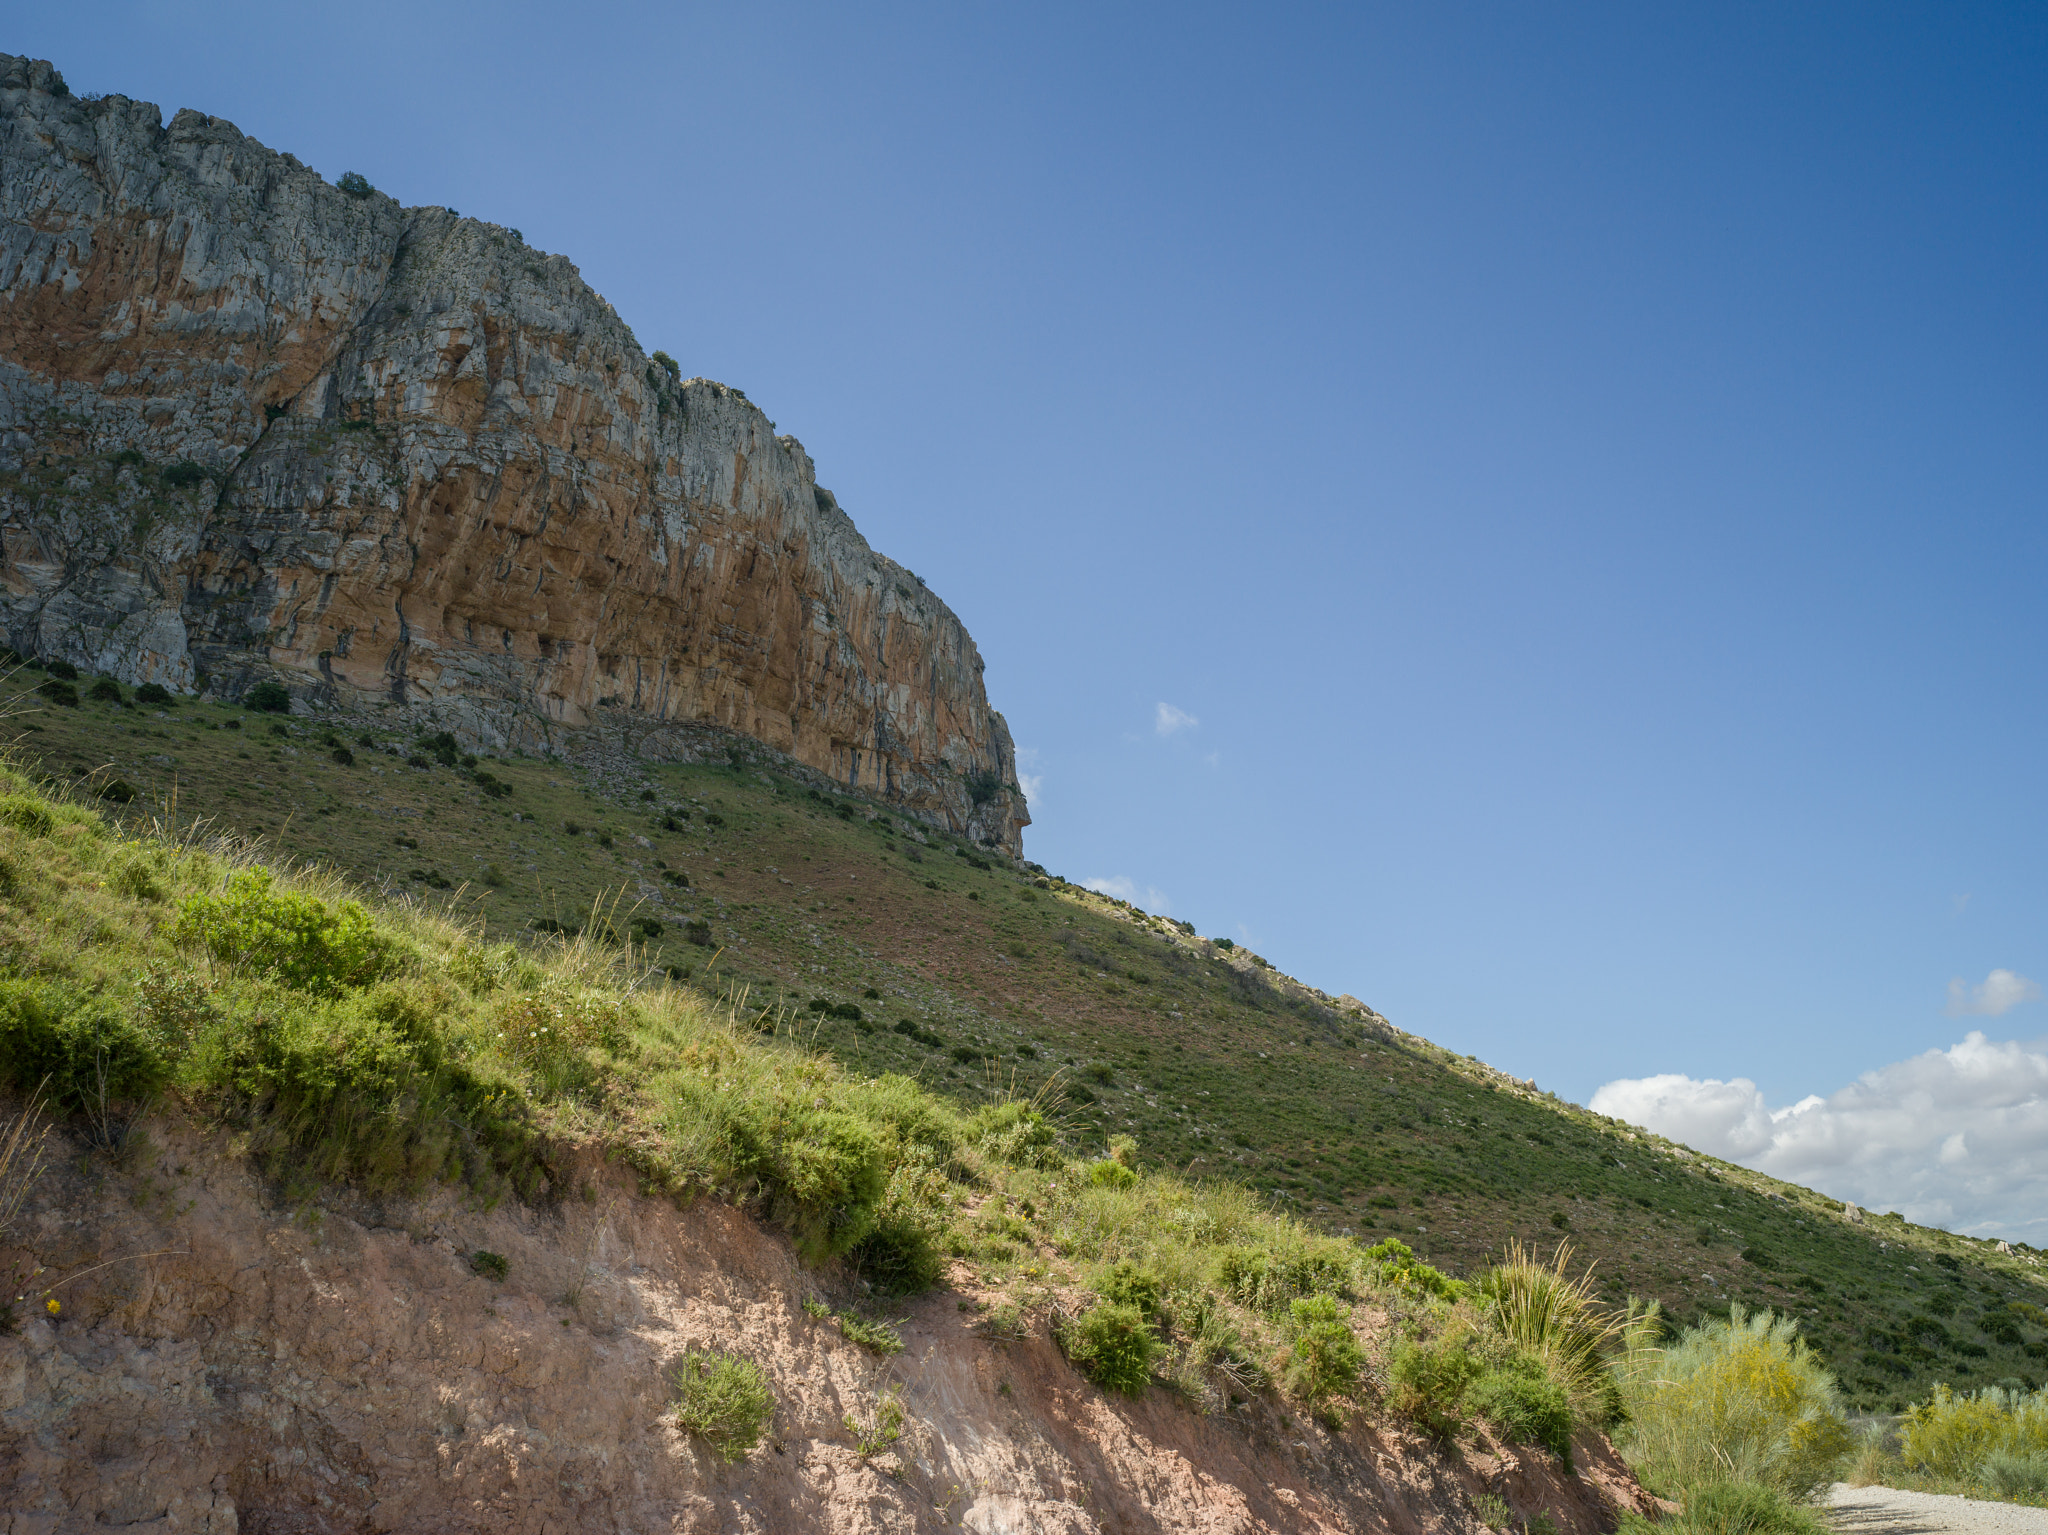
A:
[669,1350,775,1463]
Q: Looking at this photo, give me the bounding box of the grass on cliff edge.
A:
[0,761,1655,1455]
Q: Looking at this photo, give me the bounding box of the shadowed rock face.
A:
[0,56,1028,853]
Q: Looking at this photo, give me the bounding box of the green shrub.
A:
[492,983,626,1091]
[86,677,122,704]
[1389,1333,1484,1439]
[470,1250,508,1281]
[44,660,77,680]
[177,869,392,994]
[0,795,55,837]
[1213,1242,1355,1312]
[1284,1293,1365,1414]
[1616,1304,1854,1501]
[1060,1300,1159,1396]
[835,1312,904,1355]
[1365,1237,1468,1302]
[1620,1481,1828,1535]
[135,683,172,705]
[161,461,209,490]
[1096,1258,1164,1320]
[968,1099,1058,1167]
[0,979,173,1116]
[337,171,375,199]
[35,679,77,707]
[847,1147,950,1296]
[1983,1448,2048,1499]
[669,1350,774,1463]
[1900,1384,2048,1478]
[1469,1351,1574,1462]
[1086,1157,1138,1191]
[244,681,291,714]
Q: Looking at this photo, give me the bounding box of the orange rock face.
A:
[0,56,1027,851]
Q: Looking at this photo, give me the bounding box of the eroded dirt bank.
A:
[1,1117,1656,1533]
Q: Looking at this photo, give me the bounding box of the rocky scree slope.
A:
[0,56,1028,853]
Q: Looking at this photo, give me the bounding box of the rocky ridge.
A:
[0,56,1027,853]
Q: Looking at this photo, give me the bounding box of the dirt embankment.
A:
[1,1116,1657,1534]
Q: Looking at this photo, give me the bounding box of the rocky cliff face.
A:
[0,57,1027,853]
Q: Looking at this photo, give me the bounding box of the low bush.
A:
[1284,1293,1365,1416]
[669,1350,774,1463]
[0,979,173,1118]
[1620,1481,1828,1535]
[1983,1448,2048,1498]
[337,171,375,199]
[244,682,291,714]
[470,1250,508,1281]
[36,679,77,707]
[87,677,122,704]
[1899,1384,2048,1478]
[1390,1333,1484,1439]
[835,1311,904,1355]
[177,868,393,994]
[134,683,172,706]
[1468,1350,1574,1462]
[1616,1304,1854,1501]
[968,1099,1058,1168]
[848,1147,951,1296]
[0,795,54,837]
[1060,1299,1159,1396]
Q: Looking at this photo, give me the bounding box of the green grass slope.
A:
[12,663,2048,1411]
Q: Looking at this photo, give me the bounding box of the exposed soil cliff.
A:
[1,1114,1658,1535]
[0,56,1026,852]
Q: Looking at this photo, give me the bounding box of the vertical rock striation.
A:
[0,56,1028,851]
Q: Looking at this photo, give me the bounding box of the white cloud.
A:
[1082,875,1172,915]
[1015,747,1043,808]
[1154,702,1198,736]
[1591,1033,2048,1239]
[1946,968,2040,1017]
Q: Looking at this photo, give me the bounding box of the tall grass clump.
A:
[1615,1304,1854,1502]
[1478,1242,1623,1423]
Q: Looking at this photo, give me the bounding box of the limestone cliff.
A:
[0,57,1028,853]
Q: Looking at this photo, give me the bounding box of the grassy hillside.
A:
[12,661,2048,1412]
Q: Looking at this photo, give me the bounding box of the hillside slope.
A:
[0,756,1665,1533]
[15,669,2048,1416]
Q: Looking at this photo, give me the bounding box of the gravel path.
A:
[1829,1483,2048,1535]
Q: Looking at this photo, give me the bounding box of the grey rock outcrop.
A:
[0,56,1028,851]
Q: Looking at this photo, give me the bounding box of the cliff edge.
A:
[0,57,1028,853]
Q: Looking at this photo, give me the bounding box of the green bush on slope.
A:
[1616,1304,1855,1502]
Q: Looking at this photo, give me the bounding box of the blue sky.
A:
[23,4,2048,1215]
